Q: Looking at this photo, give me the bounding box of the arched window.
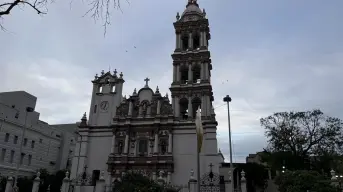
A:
[192,97,201,119]
[180,66,188,84]
[179,98,189,120]
[182,35,189,51]
[160,140,167,155]
[193,33,200,49]
[99,86,103,93]
[193,65,201,83]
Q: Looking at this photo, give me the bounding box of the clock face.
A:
[100,101,109,111]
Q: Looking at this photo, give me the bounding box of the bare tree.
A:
[0,0,124,33]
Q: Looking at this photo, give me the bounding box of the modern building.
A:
[0,91,77,177]
[69,0,222,189]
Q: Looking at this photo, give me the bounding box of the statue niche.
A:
[150,100,158,116]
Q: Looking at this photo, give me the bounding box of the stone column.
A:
[188,63,193,84]
[176,33,181,50]
[153,132,159,154]
[175,97,180,117]
[204,63,209,80]
[188,170,197,192]
[167,172,171,183]
[157,100,161,115]
[95,171,106,192]
[124,133,129,154]
[173,66,177,82]
[110,134,116,154]
[176,65,180,82]
[240,171,247,192]
[168,132,173,154]
[188,32,193,50]
[200,62,204,80]
[200,32,204,47]
[188,96,193,118]
[128,100,133,116]
[31,172,40,192]
[61,171,70,192]
[5,177,13,192]
[203,32,207,47]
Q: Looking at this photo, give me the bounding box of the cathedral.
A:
[70,0,222,188]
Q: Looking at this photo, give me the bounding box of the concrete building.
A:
[70,0,222,189]
[0,91,76,177]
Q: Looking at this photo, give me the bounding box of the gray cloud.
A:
[1,0,342,163]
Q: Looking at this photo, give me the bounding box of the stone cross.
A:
[209,163,214,171]
[144,77,150,87]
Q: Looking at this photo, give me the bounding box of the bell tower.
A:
[88,69,125,126]
[170,0,214,120]
[170,0,219,184]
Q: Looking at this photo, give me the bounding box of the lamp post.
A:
[14,107,34,188]
[223,95,234,191]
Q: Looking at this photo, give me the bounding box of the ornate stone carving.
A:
[160,101,173,115]
[116,101,129,117]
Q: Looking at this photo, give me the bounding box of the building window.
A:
[111,85,115,92]
[138,140,148,156]
[15,112,19,119]
[20,153,25,165]
[14,135,18,144]
[5,133,9,142]
[56,134,61,138]
[31,140,35,148]
[28,155,32,166]
[94,105,97,113]
[23,138,28,146]
[39,139,43,144]
[1,149,6,162]
[99,86,103,93]
[160,140,167,155]
[10,150,14,163]
[117,141,124,154]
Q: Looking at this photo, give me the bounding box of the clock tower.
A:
[88,69,125,126]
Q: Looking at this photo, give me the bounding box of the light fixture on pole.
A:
[223,95,234,191]
[14,107,34,188]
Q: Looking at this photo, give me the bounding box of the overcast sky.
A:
[1,0,342,163]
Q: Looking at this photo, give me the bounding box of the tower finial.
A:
[176,12,180,21]
[155,86,160,94]
[113,69,117,77]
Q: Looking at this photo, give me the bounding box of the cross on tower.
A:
[144,77,150,88]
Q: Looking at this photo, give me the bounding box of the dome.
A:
[182,3,202,16]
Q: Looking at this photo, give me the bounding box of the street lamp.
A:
[223,95,234,192]
[14,107,34,188]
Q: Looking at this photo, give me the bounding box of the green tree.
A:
[113,172,180,192]
[260,109,343,172]
[275,170,337,192]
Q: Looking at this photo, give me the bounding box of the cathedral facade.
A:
[70,0,222,188]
